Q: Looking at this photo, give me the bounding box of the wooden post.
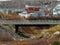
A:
[15,25,19,33]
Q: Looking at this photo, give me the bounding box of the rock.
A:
[54,31,60,35]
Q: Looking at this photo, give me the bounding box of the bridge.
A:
[0,20,60,24]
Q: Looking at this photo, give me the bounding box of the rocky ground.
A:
[0,25,60,45]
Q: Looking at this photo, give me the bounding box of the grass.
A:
[53,41,60,45]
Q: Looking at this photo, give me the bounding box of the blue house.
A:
[37,11,45,16]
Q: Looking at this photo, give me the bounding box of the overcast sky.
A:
[0,0,11,1]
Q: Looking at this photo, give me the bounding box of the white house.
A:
[18,11,30,18]
[18,11,38,18]
[18,11,36,18]
[53,0,60,16]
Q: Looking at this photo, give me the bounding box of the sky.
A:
[0,0,11,1]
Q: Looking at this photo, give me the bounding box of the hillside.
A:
[0,11,27,21]
[0,25,60,45]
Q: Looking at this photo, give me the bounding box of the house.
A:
[25,5,40,13]
[53,0,60,16]
[18,11,37,18]
[53,4,60,16]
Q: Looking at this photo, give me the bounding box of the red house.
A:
[25,5,40,13]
